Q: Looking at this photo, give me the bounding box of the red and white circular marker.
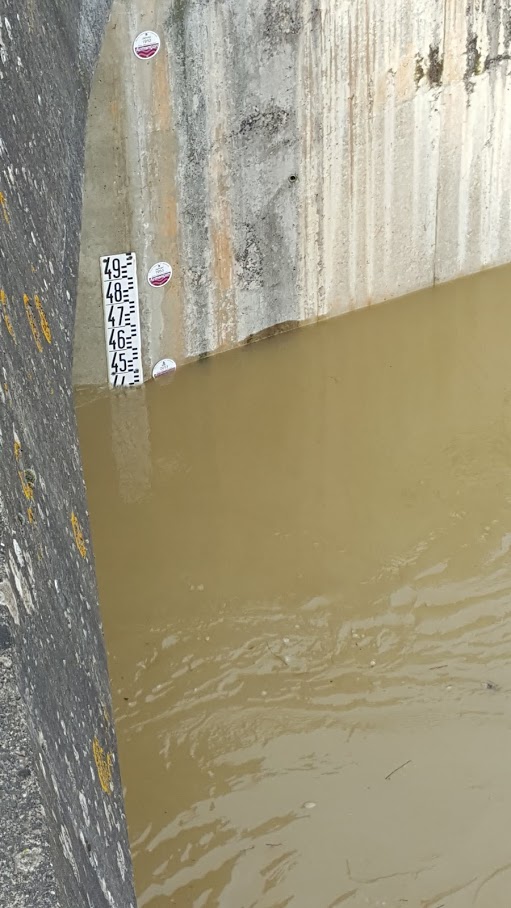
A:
[148,261,173,287]
[133,31,161,60]
[152,358,177,380]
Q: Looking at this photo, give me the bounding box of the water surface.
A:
[77,266,511,907]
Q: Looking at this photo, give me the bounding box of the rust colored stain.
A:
[71,511,87,559]
[151,59,178,247]
[18,471,34,501]
[34,295,52,344]
[211,222,233,296]
[0,192,10,225]
[23,294,43,352]
[210,125,235,348]
[1,289,16,341]
[92,736,113,794]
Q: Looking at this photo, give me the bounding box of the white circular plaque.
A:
[148,261,172,287]
[152,358,177,380]
[133,31,161,60]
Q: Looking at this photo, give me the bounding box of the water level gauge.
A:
[100,253,143,388]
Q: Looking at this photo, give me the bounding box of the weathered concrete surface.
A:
[0,2,136,906]
[74,0,511,386]
[0,644,60,908]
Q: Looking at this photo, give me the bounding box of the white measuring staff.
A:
[100,252,143,387]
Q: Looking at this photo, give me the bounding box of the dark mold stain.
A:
[414,45,443,88]
[484,52,511,71]
[238,103,290,139]
[244,320,299,345]
[186,267,207,290]
[263,0,302,54]
[414,54,425,87]
[427,44,444,86]
[464,34,482,94]
[234,224,263,291]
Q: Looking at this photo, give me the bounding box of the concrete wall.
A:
[0,1,136,906]
[74,0,511,386]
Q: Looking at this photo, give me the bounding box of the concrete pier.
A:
[0,1,136,905]
[74,0,511,386]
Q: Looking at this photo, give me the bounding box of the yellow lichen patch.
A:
[70,511,87,558]
[92,737,113,794]
[1,289,16,342]
[0,192,10,225]
[34,295,51,344]
[23,294,43,352]
[14,441,37,520]
[3,312,15,340]
[18,471,34,500]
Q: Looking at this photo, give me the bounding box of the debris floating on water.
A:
[266,642,290,667]
[385,759,412,781]
[485,680,499,691]
[303,801,316,810]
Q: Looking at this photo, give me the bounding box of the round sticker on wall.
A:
[152,358,177,380]
[148,261,173,287]
[133,31,161,60]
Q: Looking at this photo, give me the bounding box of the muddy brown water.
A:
[76,267,511,908]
